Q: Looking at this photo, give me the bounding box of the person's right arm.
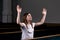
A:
[16,5,24,26]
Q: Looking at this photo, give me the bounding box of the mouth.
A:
[30,18,32,20]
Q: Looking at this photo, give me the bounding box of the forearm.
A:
[16,12,21,24]
[35,8,47,26]
[35,14,46,26]
[40,14,46,24]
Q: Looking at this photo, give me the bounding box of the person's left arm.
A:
[35,8,47,26]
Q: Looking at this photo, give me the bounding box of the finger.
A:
[20,8,22,10]
[17,5,20,9]
[43,8,47,10]
[17,5,19,7]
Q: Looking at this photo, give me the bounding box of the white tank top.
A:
[21,23,35,40]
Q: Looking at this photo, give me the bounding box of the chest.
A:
[22,24,34,32]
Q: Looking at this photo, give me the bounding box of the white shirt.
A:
[20,23,35,40]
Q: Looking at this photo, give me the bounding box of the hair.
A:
[22,12,33,28]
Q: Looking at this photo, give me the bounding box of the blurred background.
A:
[0,0,60,40]
[1,0,60,23]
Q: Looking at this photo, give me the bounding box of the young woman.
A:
[16,5,47,40]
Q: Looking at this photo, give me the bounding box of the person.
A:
[16,5,47,40]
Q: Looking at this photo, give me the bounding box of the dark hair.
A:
[22,13,33,28]
[22,13,29,24]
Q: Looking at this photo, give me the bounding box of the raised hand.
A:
[42,8,47,15]
[35,8,47,26]
[16,5,22,13]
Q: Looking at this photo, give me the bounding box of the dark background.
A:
[0,0,60,23]
[0,0,3,23]
[12,0,60,23]
[0,0,60,40]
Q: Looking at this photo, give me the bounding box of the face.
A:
[26,13,32,21]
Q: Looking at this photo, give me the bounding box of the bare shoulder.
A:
[32,22,36,27]
[19,22,25,26]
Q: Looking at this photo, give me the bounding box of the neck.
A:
[27,21,31,24]
[28,22,30,24]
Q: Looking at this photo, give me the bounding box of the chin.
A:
[30,19,32,20]
[30,20,32,21]
[29,19,32,21]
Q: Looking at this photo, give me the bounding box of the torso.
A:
[21,23,35,40]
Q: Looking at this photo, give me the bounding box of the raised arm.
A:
[16,5,22,24]
[16,5,24,26]
[35,8,47,26]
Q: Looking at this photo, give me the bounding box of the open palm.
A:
[17,5,22,13]
[42,8,47,15]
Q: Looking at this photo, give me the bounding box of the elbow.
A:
[16,21,20,24]
[16,20,17,24]
[16,21,18,24]
[16,22,19,24]
[41,21,45,25]
[16,20,19,24]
